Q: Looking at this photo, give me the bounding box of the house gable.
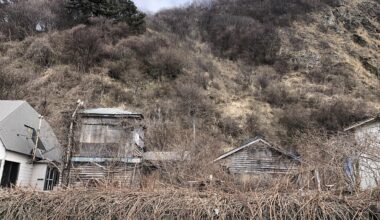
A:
[214,138,300,174]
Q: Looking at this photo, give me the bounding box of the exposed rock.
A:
[352,34,367,47]
[359,57,379,77]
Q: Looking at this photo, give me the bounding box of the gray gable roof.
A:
[0,100,24,121]
[0,100,61,162]
[213,137,302,163]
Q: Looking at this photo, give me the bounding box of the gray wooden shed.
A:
[69,108,144,187]
[214,137,300,175]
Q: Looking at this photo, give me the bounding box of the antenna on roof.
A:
[32,115,43,162]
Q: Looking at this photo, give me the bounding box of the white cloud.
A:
[134,0,192,13]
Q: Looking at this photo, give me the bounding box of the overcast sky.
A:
[134,0,193,13]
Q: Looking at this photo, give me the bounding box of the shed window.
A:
[44,166,59,190]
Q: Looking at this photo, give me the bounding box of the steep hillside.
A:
[0,0,379,155]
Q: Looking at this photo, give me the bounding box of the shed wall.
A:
[76,116,143,158]
[69,163,140,187]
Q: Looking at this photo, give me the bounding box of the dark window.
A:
[1,161,20,188]
[44,166,59,190]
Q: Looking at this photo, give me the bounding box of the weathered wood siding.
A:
[70,163,140,187]
[70,114,144,188]
[75,116,144,158]
[221,142,298,174]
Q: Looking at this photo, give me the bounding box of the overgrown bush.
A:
[201,15,281,64]
[175,83,208,117]
[312,98,371,131]
[147,48,186,79]
[279,105,312,136]
[152,6,200,39]
[0,69,30,99]
[245,113,263,136]
[0,0,67,41]
[254,66,278,90]
[218,116,243,138]
[262,82,296,107]
[57,25,105,71]
[25,38,55,67]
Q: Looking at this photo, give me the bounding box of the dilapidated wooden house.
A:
[214,137,301,182]
[69,108,144,187]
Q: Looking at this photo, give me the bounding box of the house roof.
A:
[213,137,301,163]
[344,115,380,131]
[143,151,190,161]
[0,100,24,122]
[0,100,61,162]
[81,108,143,118]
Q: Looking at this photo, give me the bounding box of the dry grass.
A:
[0,188,377,219]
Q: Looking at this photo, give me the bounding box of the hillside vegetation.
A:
[0,0,379,155]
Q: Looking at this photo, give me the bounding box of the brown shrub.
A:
[175,83,208,118]
[245,113,268,138]
[279,104,313,136]
[147,48,186,79]
[0,0,67,40]
[218,116,243,138]
[25,38,55,67]
[262,82,295,107]
[254,66,278,90]
[202,15,281,64]
[312,98,371,131]
[0,69,30,99]
[57,25,105,71]
[116,34,168,59]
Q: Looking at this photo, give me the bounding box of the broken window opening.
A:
[44,166,59,190]
[0,161,20,188]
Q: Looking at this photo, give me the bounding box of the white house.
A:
[0,100,61,190]
[344,116,380,190]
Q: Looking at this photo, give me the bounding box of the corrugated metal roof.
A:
[0,100,62,161]
[81,108,142,116]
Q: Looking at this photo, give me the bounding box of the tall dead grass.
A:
[0,188,377,219]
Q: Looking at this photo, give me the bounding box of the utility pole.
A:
[62,100,84,187]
